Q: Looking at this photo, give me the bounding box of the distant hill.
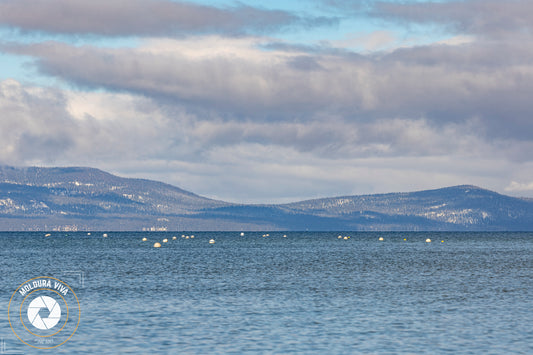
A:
[0,166,232,231]
[1,166,532,231]
[281,185,533,231]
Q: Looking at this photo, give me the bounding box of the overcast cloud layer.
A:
[0,0,335,36]
[1,0,532,203]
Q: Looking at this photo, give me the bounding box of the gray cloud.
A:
[0,79,180,165]
[4,35,533,144]
[2,78,533,202]
[2,0,533,201]
[0,0,336,36]
[372,0,533,39]
[0,80,76,163]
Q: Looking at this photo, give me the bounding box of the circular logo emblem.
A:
[27,295,62,330]
[8,277,80,350]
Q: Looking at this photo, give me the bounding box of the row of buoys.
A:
[376,237,444,243]
[340,235,445,243]
[42,232,445,244]
[147,232,293,246]
[140,235,214,247]
[45,232,109,237]
[45,232,280,240]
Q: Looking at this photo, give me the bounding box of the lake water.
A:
[1,232,532,354]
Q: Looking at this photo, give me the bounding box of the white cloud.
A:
[331,30,398,52]
[505,181,533,193]
[434,35,475,46]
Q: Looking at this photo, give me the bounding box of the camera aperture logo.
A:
[8,276,80,349]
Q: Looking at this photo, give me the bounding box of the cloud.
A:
[331,30,398,52]
[2,78,533,202]
[2,0,533,202]
[505,181,533,193]
[0,79,182,165]
[0,0,336,36]
[4,34,533,144]
[0,79,75,163]
[3,38,365,116]
[372,0,533,39]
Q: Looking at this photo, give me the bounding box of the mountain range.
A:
[1,166,532,231]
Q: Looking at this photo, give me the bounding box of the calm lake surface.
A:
[1,232,532,354]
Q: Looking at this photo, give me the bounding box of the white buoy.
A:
[209,239,215,244]
[283,235,287,238]
[172,236,177,240]
[142,237,147,241]
[162,238,168,243]
[45,233,51,237]
[338,235,342,239]
[185,236,190,239]
[153,242,161,248]
[87,233,91,236]
[240,232,245,236]
[103,233,108,238]
[343,236,348,240]
[182,235,185,238]
[190,235,195,239]
[426,238,432,243]
[379,237,384,241]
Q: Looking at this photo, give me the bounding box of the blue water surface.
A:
[1,232,532,354]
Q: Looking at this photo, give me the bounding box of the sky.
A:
[1,0,533,203]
